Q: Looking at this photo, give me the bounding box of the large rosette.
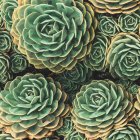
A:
[72,80,135,139]
[0,73,69,139]
[107,33,140,81]
[11,0,97,73]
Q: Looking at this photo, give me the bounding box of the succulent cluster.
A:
[0,0,140,139]
[0,29,29,84]
[97,11,140,37]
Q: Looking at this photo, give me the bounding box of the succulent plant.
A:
[97,15,119,37]
[84,33,110,71]
[72,80,135,139]
[1,0,18,31]
[0,29,12,53]
[0,73,69,139]
[118,11,140,33]
[11,0,97,73]
[107,33,140,81]
[57,116,73,137]
[103,124,140,140]
[56,62,92,94]
[0,53,12,84]
[10,52,28,73]
[88,0,140,14]
[65,129,87,140]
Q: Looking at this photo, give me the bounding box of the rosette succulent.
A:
[57,116,73,137]
[10,52,28,73]
[65,129,87,140]
[1,0,18,31]
[0,73,69,139]
[97,15,119,37]
[84,33,109,71]
[0,29,12,53]
[103,125,140,140]
[88,0,140,14]
[0,53,11,84]
[0,11,4,28]
[56,62,92,94]
[72,80,135,139]
[118,11,140,32]
[11,0,97,73]
[107,33,140,81]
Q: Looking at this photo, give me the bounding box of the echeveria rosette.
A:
[88,0,140,14]
[11,0,97,73]
[10,52,28,73]
[0,53,12,84]
[1,0,18,31]
[107,33,140,81]
[0,29,12,53]
[103,125,140,140]
[84,33,109,71]
[0,73,70,139]
[57,116,73,137]
[65,129,87,140]
[97,15,119,37]
[72,80,135,139]
[118,11,140,33]
[56,62,92,95]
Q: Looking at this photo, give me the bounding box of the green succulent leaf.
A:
[65,129,87,140]
[0,53,12,84]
